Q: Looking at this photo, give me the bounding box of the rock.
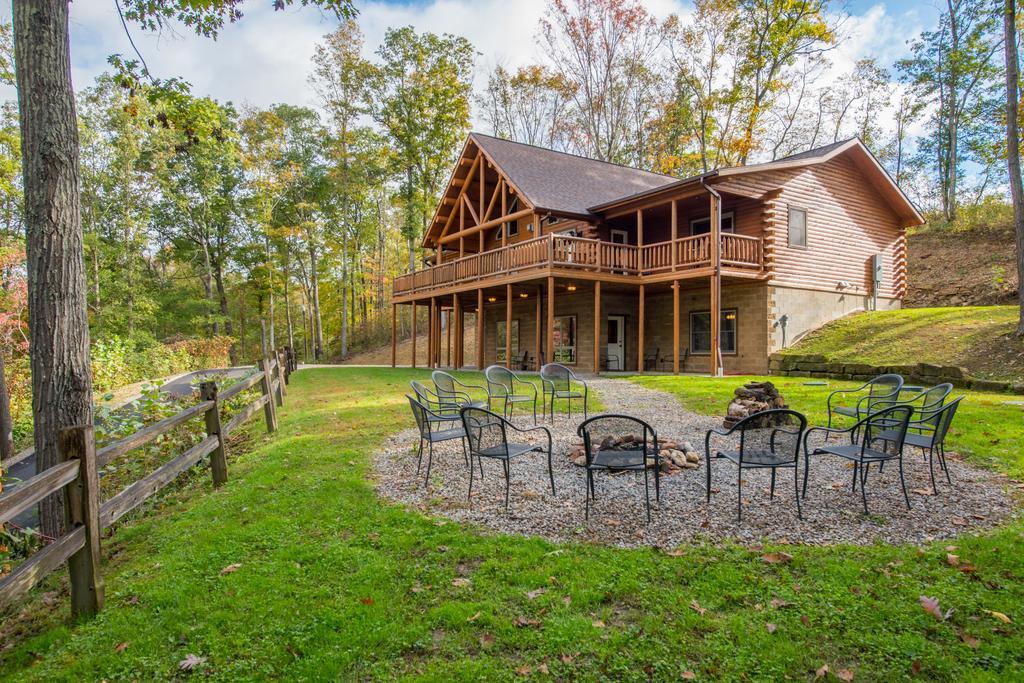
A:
[661,440,679,450]
[682,461,699,469]
[572,456,587,467]
[684,451,699,463]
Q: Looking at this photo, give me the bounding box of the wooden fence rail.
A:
[0,345,295,617]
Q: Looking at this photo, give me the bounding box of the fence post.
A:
[275,348,287,399]
[257,359,278,433]
[58,424,104,618]
[200,381,228,487]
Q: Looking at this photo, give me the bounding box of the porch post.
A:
[672,282,680,374]
[455,295,462,369]
[391,303,397,368]
[445,308,451,368]
[638,284,645,373]
[710,191,723,377]
[593,281,601,374]
[411,301,418,369]
[477,286,485,368]
[429,297,436,369]
[535,286,542,370]
[671,200,678,271]
[546,276,555,366]
[505,284,513,369]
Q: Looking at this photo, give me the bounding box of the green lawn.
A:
[776,306,1024,383]
[630,374,1024,480]
[2,368,1022,680]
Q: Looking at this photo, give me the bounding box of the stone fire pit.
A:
[567,437,701,474]
[725,380,790,428]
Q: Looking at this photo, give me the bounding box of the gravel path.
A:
[373,378,1019,547]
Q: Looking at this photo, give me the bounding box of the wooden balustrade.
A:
[392,232,763,296]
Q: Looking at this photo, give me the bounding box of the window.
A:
[495,320,519,363]
[507,221,519,237]
[788,207,807,247]
[690,211,735,236]
[552,315,577,364]
[690,309,737,355]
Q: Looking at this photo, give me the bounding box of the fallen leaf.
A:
[514,616,542,628]
[124,595,140,605]
[911,488,933,496]
[537,663,549,674]
[946,554,959,566]
[690,599,707,616]
[220,563,242,575]
[801,615,810,626]
[114,642,129,653]
[959,563,977,574]
[919,596,950,621]
[178,654,207,671]
[766,623,777,633]
[480,633,495,649]
[560,653,575,664]
[562,595,572,607]
[467,611,481,622]
[960,632,980,648]
[769,598,791,609]
[526,588,547,600]
[815,664,829,679]
[911,660,922,675]
[945,545,958,552]
[452,577,472,588]
[359,597,374,606]
[761,552,793,564]
[664,548,686,557]
[836,669,855,681]
[681,671,696,680]
[951,517,969,527]
[591,619,606,628]
[984,610,1011,624]
[516,665,532,676]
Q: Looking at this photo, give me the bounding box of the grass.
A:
[1,367,1022,680]
[777,306,1024,382]
[631,374,1024,480]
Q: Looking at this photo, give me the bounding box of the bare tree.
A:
[1005,0,1024,335]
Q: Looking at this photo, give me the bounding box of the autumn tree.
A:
[479,64,576,151]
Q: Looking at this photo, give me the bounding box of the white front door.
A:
[606,315,625,371]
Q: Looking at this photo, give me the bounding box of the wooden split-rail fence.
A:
[0,345,299,618]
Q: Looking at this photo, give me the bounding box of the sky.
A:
[0,0,942,131]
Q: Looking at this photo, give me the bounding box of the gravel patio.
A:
[374,378,1018,547]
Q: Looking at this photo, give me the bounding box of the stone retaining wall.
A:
[768,353,1024,394]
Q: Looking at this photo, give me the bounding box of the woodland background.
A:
[0,0,1017,449]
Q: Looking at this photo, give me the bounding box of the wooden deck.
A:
[393,233,763,299]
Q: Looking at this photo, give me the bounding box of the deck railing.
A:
[393,232,762,297]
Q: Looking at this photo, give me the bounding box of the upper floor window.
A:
[690,211,735,236]
[507,221,519,237]
[788,207,807,247]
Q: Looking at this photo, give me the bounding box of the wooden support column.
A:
[637,209,644,248]
[445,309,452,368]
[670,200,678,270]
[710,191,723,377]
[534,287,542,370]
[638,285,646,373]
[391,304,397,368]
[546,277,555,366]
[593,281,601,374]
[672,282,680,375]
[501,184,508,247]
[59,425,104,617]
[454,295,462,369]
[477,289,485,369]
[505,284,513,369]
[429,297,437,369]
[411,301,417,369]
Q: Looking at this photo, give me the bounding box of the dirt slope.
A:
[906,225,1018,308]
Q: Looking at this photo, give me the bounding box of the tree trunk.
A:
[340,231,348,358]
[0,354,13,463]
[265,234,275,350]
[284,257,295,351]
[309,244,324,360]
[213,261,237,365]
[14,0,94,537]
[1006,0,1024,336]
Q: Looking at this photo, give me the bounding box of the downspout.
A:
[701,178,724,377]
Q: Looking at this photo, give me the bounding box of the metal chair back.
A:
[485,364,515,398]
[461,406,509,458]
[577,414,657,469]
[540,363,573,393]
[407,395,433,440]
[726,409,807,465]
[929,396,964,446]
[863,405,913,455]
[431,371,460,404]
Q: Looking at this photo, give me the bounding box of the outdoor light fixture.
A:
[566,284,577,292]
[725,312,737,320]
[519,292,529,298]
[487,296,497,303]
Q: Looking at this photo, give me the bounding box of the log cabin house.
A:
[389,133,924,375]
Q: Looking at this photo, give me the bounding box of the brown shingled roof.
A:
[470,133,677,217]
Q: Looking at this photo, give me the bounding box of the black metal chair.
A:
[803,405,913,514]
[517,349,531,371]
[409,380,461,421]
[643,347,660,371]
[460,406,554,510]
[826,373,904,432]
[874,383,953,434]
[431,370,488,412]
[484,364,538,423]
[704,409,808,521]
[660,348,689,372]
[874,396,964,494]
[539,363,589,423]
[600,352,620,371]
[407,395,467,484]
[577,414,660,522]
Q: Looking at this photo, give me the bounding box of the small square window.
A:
[788,207,807,247]
[690,212,735,236]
